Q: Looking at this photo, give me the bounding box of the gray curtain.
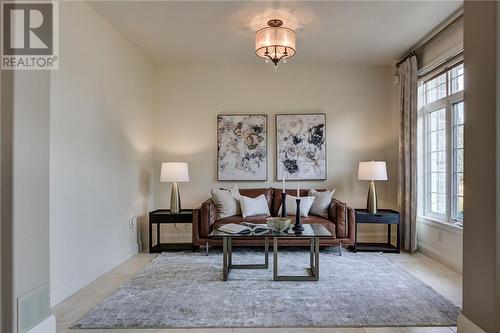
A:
[398,55,418,252]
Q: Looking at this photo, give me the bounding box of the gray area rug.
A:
[72,249,460,329]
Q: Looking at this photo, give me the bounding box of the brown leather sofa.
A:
[193,188,355,249]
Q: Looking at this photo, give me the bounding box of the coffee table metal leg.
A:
[310,237,314,272]
[228,237,232,267]
[222,237,228,281]
[273,238,278,279]
[274,237,319,281]
[314,237,319,280]
[225,237,268,272]
[264,237,269,268]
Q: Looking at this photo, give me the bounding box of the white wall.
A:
[153,64,399,242]
[13,71,51,332]
[460,2,498,332]
[1,69,51,333]
[49,2,154,306]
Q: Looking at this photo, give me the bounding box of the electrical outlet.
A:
[129,215,137,228]
[438,231,443,242]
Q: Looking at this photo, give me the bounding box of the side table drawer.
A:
[355,211,399,224]
[150,213,192,224]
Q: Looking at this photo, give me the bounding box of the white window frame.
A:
[419,64,464,225]
[451,99,464,222]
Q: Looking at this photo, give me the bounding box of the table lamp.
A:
[160,162,190,213]
[358,161,387,214]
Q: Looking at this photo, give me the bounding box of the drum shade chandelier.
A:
[255,19,296,69]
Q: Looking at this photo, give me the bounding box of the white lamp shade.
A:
[255,26,296,59]
[160,162,189,182]
[358,161,388,181]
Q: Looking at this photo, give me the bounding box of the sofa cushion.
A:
[211,185,241,219]
[329,199,348,238]
[309,189,336,218]
[239,188,273,210]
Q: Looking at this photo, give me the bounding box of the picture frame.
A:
[276,113,327,180]
[217,114,268,181]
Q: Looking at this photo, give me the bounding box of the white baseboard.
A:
[26,315,56,333]
[418,241,462,273]
[458,313,487,333]
[51,249,138,306]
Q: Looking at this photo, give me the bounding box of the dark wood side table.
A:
[149,209,193,253]
[353,209,400,253]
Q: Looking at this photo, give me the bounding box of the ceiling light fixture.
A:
[255,19,296,70]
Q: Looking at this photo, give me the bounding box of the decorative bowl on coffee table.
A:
[266,217,291,232]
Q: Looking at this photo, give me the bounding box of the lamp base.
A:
[366,180,378,214]
[170,182,181,213]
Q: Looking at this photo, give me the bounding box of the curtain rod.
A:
[395,6,463,68]
[395,51,416,68]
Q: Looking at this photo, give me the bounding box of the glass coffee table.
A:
[208,224,332,281]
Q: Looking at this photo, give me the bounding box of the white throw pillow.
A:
[278,195,315,217]
[211,184,241,219]
[308,189,336,218]
[240,194,271,218]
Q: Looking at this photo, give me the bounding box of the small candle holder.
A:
[281,192,287,217]
[292,197,304,233]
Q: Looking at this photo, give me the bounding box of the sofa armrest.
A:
[200,198,218,238]
[328,198,354,241]
[192,207,201,245]
[346,205,355,244]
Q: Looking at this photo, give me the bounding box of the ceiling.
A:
[88,1,462,66]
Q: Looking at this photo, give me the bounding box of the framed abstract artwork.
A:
[217,114,268,181]
[276,113,327,180]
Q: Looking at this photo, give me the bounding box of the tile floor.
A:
[52,251,461,333]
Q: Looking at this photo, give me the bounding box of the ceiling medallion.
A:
[255,19,296,70]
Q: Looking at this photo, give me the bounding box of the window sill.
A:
[418,216,463,236]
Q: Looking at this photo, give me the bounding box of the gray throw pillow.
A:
[240,194,271,218]
[211,184,241,219]
[308,189,336,218]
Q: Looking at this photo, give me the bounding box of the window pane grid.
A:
[451,101,464,222]
[421,63,463,106]
[428,128,445,133]
[425,82,443,90]
[425,83,446,93]
[422,73,447,106]
[421,63,464,224]
[450,63,464,79]
[450,64,464,94]
[450,75,464,94]
[426,84,447,104]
